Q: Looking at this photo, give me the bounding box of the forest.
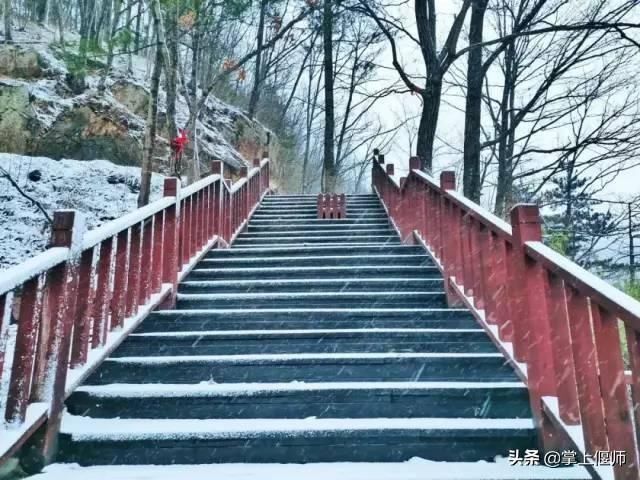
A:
[1,0,640,279]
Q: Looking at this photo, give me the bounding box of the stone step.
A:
[139,309,479,332]
[175,291,448,309]
[85,353,519,385]
[112,329,496,356]
[68,381,530,420]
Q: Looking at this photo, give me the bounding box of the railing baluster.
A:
[125,222,142,317]
[591,305,639,479]
[110,229,130,330]
[91,238,113,347]
[70,248,94,367]
[5,277,40,423]
[565,285,609,453]
[546,271,579,425]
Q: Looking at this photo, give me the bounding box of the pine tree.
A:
[543,161,617,268]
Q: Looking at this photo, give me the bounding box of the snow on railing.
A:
[372,153,639,480]
[0,157,270,466]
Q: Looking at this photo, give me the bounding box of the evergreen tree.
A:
[543,161,618,268]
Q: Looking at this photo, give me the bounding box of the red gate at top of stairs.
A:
[372,152,640,480]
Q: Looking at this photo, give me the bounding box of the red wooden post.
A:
[5,277,40,423]
[162,178,181,308]
[510,204,559,451]
[626,325,640,457]
[505,241,526,362]
[125,222,142,317]
[91,238,113,347]
[139,218,153,304]
[70,248,94,368]
[565,285,609,453]
[492,236,513,342]
[151,212,164,292]
[110,229,129,330]
[439,172,461,306]
[591,305,639,479]
[32,210,86,466]
[545,271,579,425]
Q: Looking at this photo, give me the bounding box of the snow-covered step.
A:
[225,242,403,250]
[57,415,538,465]
[186,265,442,280]
[33,461,592,480]
[178,277,444,294]
[113,328,495,356]
[86,352,518,385]
[233,234,400,245]
[204,244,422,257]
[68,380,530,420]
[175,290,448,309]
[139,308,480,332]
[249,218,390,225]
[197,253,431,268]
[247,222,390,233]
[240,228,395,237]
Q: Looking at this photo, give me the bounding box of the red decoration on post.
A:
[317,194,347,219]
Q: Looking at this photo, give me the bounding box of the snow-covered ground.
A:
[0,153,164,269]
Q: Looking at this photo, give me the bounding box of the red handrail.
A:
[373,154,639,480]
[0,157,270,466]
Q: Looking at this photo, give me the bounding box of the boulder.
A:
[0,45,43,78]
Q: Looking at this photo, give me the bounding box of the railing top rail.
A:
[527,241,640,330]
[0,247,69,296]
[82,196,175,250]
[376,155,640,326]
[180,173,221,199]
[406,165,512,238]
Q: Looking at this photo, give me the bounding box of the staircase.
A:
[44,194,590,479]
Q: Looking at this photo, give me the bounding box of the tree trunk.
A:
[248,0,266,118]
[3,0,12,43]
[138,37,163,207]
[462,0,488,202]
[494,40,516,217]
[35,0,48,24]
[322,0,336,192]
[54,0,65,45]
[134,0,142,51]
[98,0,123,91]
[416,80,442,172]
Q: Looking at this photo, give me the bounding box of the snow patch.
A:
[0,154,164,269]
[31,460,592,480]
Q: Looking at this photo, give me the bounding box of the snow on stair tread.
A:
[191,265,437,272]
[203,254,429,261]
[176,291,444,300]
[152,307,471,314]
[130,327,483,337]
[76,381,527,398]
[61,416,536,441]
[107,352,503,364]
[181,277,442,285]
[31,461,592,480]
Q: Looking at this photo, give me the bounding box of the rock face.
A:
[0,45,43,78]
[0,36,278,177]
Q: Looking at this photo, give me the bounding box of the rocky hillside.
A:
[0,24,280,269]
[0,24,277,174]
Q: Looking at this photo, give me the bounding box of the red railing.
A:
[373,154,639,480]
[317,194,347,219]
[0,157,270,466]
